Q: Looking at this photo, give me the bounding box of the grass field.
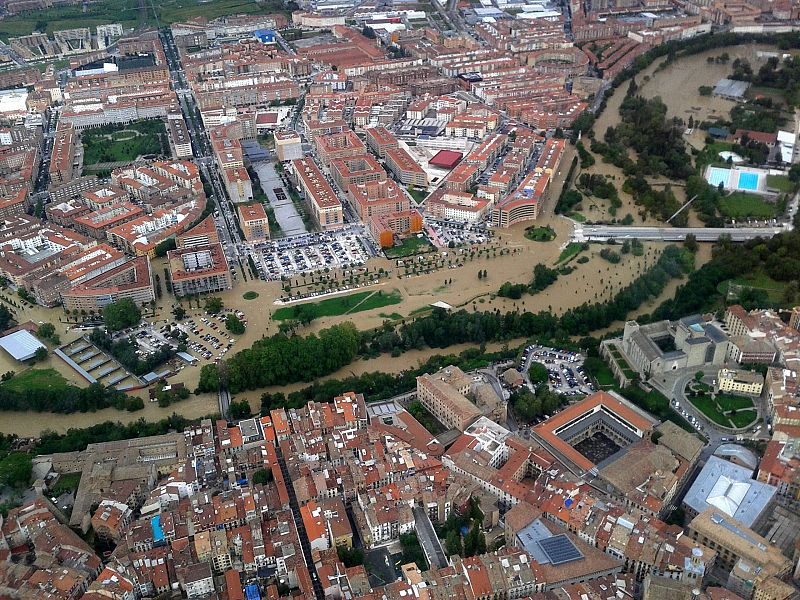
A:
[718,270,788,303]
[689,394,731,427]
[767,174,794,193]
[272,289,402,321]
[2,368,69,394]
[384,236,434,259]
[82,120,167,167]
[49,472,81,497]
[525,226,556,242]
[556,243,584,265]
[715,394,755,412]
[729,410,757,429]
[243,291,259,300]
[718,192,778,220]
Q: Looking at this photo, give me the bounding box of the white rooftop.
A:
[0,329,46,362]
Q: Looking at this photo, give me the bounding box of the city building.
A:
[416,365,482,431]
[62,256,155,312]
[614,316,729,379]
[238,203,269,242]
[275,131,303,162]
[167,243,232,297]
[290,158,343,231]
[716,368,764,396]
[682,455,777,529]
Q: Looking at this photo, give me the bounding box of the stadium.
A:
[532,391,657,473]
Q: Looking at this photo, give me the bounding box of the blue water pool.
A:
[707,167,730,188]
[737,172,759,191]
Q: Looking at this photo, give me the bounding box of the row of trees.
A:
[0,381,140,414]
[198,322,361,394]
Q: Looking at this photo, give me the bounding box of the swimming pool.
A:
[707,167,730,188]
[737,172,759,191]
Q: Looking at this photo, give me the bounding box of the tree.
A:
[204,297,223,314]
[528,362,548,385]
[37,322,59,344]
[32,347,48,363]
[651,430,663,444]
[228,399,252,420]
[103,299,142,332]
[0,305,11,332]
[252,468,273,485]
[173,305,186,321]
[225,314,246,335]
[337,546,364,568]
[463,520,486,557]
[684,233,699,253]
[361,25,376,39]
[154,237,177,257]
[0,453,32,489]
[445,530,463,556]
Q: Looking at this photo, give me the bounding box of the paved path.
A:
[251,161,308,237]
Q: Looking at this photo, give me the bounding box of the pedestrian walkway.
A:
[251,161,308,237]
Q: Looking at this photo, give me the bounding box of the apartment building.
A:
[416,365,482,431]
[238,203,269,242]
[73,202,145,240]
[426,190,490,223]
[0,188,29,218]
[49,125,77,186]
[167,114,193,159]
[290,158,343,231]
[315,130,367,167]
[168,244,232,297]
[758,439,800,510]
[275,131,303,162]
[61,255,155,312]
[365,126,399,158]
[223,167,253,204]
[176,214,219,249]
[716,368,764,396]
[331,155,386,193]
[107,201,205,257]
[384,147,428,188]
[368,209,423,249]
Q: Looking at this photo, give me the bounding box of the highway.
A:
[573,225,787,242]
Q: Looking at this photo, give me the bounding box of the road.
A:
[275,445,325,600]
[573,225,786,242]
[160,29,251,276]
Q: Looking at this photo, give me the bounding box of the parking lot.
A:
[254,230,372,280]
[116,309,248,364]
[173,310,247,362]
[671,398,707,436]
[522,345,595,397]
[427,219,491,247]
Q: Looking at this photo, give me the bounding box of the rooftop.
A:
[683,455,776,527]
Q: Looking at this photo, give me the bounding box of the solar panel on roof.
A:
[537,534,583,565]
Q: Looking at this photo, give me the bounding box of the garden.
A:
[685,379,757,429]
[81,120,167,167]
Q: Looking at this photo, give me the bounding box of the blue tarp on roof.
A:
[245,584,261,600]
